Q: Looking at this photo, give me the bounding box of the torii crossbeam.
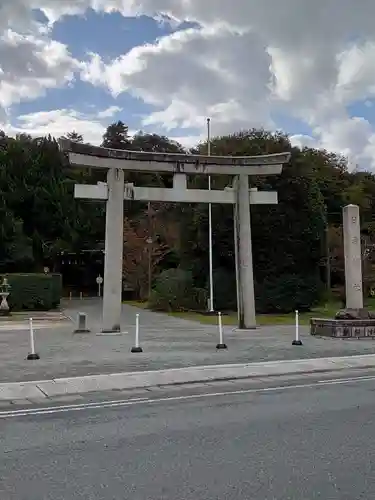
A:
[59,139,290,331]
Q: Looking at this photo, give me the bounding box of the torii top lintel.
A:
[59,139,291,176]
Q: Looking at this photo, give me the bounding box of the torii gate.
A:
[59,139,290,332]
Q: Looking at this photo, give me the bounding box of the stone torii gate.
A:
[59,139,290,332]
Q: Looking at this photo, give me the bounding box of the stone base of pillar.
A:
[237,324,257,330]
[101,326,121,333]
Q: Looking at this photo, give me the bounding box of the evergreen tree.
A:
[66,131,83,143]
[102,121,130,149]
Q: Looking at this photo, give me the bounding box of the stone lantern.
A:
[0,277,11,316]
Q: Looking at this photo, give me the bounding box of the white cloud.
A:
[1,108,112,144]
[78,1,375,170]
[81,23,275,136]
[0,1,80,121]
[3,1,375,169]
[0,29,78,111]
[96,105,122,118]
[290,134,320,150]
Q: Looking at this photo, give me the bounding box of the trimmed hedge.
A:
[149,268,208,312]
[148,268,321,314]
[208,269,321,314]
[255,273,322,313]
[1,273,62,311]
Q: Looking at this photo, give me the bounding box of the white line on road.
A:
[0,374,375,419]
[0,322,69,331]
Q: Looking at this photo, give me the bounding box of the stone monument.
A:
[341,204,364,311]
[311,204,375,338]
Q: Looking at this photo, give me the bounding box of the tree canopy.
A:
[1,123,374,311]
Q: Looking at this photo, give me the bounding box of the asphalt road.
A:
[1,376,375,499]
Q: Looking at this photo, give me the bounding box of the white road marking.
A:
[0,374,374,419]
[0,322,69,331]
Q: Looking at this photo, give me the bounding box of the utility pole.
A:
[325,222,331,293]
[207,118,214,312]
[147,201,152,300]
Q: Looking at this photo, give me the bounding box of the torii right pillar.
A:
[236,174,257,329]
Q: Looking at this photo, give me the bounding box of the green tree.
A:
[102,121,130,149]
[177,129,327,312]
[65,131,83,143]
[0,134,104,272]
[132,132,185,153]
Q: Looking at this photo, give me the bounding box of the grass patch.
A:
[124,300,149,309]
[123,298,375,326]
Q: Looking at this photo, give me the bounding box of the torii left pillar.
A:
[102,168,124,332]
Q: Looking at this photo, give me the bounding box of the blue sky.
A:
[13,13,175,135]
[3,2,375,169]
[10,11,202,144]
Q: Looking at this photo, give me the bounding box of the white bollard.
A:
[216,311,227,349]
[27,318,40,360]
[131,313,143,353]
[292,310,303,346]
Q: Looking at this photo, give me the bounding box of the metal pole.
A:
[148,202,152,300]
[207,118,214,312]
[148,246,152,299]
[325,222,331,293]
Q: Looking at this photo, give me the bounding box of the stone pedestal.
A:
[311,318,375,338]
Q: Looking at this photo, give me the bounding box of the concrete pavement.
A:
[2,375,375,499]
[3,299,375,385]
[2,352,375,401]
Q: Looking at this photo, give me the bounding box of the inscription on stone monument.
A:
[343,204,363,309]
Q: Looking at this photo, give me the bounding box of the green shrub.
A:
[255,273,322,313]
[1,273,62,311]
[149,268,208,312]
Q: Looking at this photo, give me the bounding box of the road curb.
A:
[2,354,375,401]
